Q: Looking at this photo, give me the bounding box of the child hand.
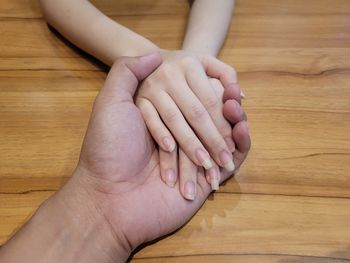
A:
[136,50,242,173]
[154,77,249,200]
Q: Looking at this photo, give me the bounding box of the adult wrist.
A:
[0,170,131,263]
[48,168,131,263]
[1,168,131,263]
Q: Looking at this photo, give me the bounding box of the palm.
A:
[80,99,212,249]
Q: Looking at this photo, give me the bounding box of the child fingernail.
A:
[209,168,220,191]
[240,90,246,99]
[165,169,176,187]
[184,180,196,200]
[163,137,175,152]
[219,150,235,172]
[225,137,236,152]
[195,149,213,170]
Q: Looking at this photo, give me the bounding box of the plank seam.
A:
[131,252,350,261]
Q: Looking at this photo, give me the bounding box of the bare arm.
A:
[39,0,241,199]
[182,0,235,56]
[40,0,159,65]
[40,0,234,63]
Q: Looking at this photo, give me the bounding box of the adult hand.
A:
[0,53,250,263]
[76,53,249,256]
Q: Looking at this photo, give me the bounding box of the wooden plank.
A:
[2,0,350,19]
[1,193,349,260]
[220,48,350,74]
[131,255,350,263]
[0,191,53,242]
[1,14,350,61]
[0,0,189,18]
[132,194,350,259]
[228,14,350,48]
[235,0,350,14]
[0,0,350,262]
[1,69,349,196]
[1,48,350,74]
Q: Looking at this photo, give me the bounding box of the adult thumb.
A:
[101,52,162,102]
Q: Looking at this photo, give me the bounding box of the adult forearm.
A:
[40,0,159,65]
[182,0,234,56]
[0,173,130,263]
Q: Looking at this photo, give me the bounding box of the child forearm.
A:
[40,0,159,65]
[182,0,235,56]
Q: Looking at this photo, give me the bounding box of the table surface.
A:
[1,0,350,262]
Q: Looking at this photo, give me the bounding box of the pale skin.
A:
[0,54,250,263]
[39,0,246,200]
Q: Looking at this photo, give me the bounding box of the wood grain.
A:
[0,0,349,262]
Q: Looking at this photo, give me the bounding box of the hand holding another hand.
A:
[135,50,248,199]
[0,54,250,263]
[75,53,250,255]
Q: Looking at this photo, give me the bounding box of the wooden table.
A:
[1,0,350,262]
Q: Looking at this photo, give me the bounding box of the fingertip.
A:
[159,147,178,188]
[232,121,251,154]
[183,180,196,201]
[124,52,162,81]
[139,52,162,69]
[223,83,241,103]
[164,169,176,188]
[208,167,220,191]
[195,148,213,170]
[223,99,244,124]
[240,90,246,99]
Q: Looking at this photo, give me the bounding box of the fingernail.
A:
[184,180,196,200]
[240,90,246,99]
[219,150,235,172]
[195,149,213,170]
[165,169,176,187]
[225,137,236,152]
[245,121,250,132]
[163,137,175,152]
[209,168,220,191]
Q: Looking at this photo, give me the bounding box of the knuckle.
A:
[180,55,197,67]
[137,100,152,118]
[182,135,197,151]
[219,122,232,138]
[211,137,227,151]
[111,58,125,68]
[204,95,219,110]
[141,78,152,88]
[139,105,151,119]
[157,63,174,79]
[138,81,157,98]
[163,108,178,123]
[111,58,129,74]
[188,104,206,120]
[135,98,143,108]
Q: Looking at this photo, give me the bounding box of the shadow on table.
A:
[47,25,110,73]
